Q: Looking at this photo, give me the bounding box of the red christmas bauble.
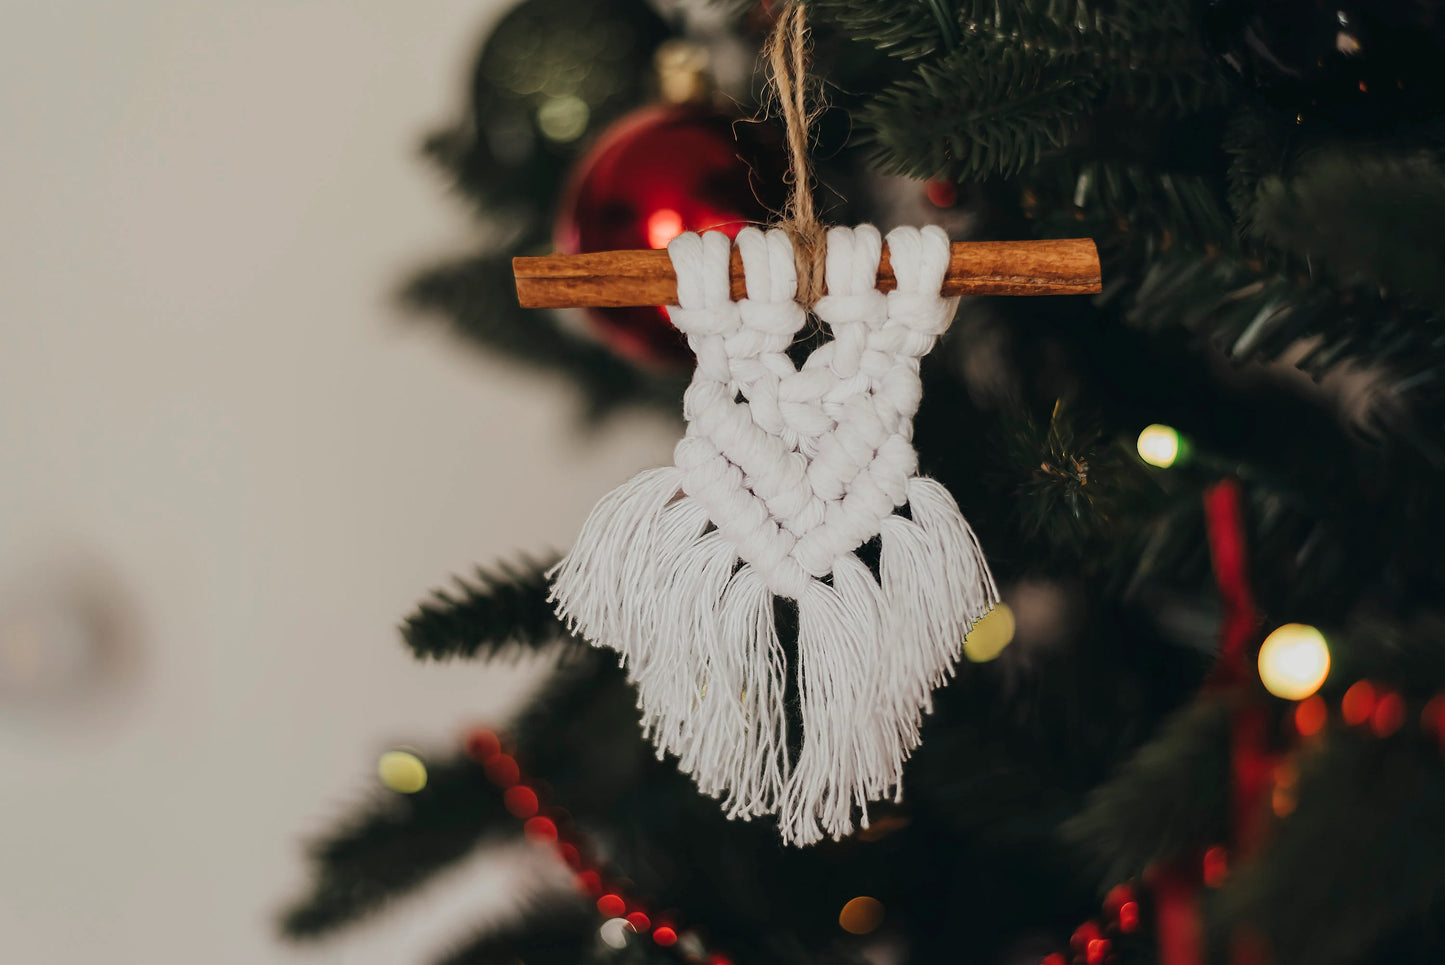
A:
[554,102,784,369]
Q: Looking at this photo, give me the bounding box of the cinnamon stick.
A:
[513,238,1100,309]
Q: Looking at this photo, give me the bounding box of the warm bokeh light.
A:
[1293,694,1328,737]
[963,603,1016,663]
[523,815,558,842]
[652,926,678,947]
[1136,424,1184,468]
[597,894,626,918]
[646,208,684,249]
[1202,845,1229,888]
[1271,761,1298,818]
[599,917,632,950]
[626,911,650,933]
[1257,623,1330,700]
[1422,695,1445,737]
[1372,691,1406,737]
[838,896,885,935]
[1342,680,1377,726]
[377,751,428,793]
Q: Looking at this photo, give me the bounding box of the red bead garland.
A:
[462,725,722,959]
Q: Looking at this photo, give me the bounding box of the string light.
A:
[1136,424,1188,468]
[838,896,885,935]
[653,926,678,947]
[599,917,633,950]
[1257,623,1330,700]
[597,894,626,918]
[377,751,428,793]
[963,603,1016,662]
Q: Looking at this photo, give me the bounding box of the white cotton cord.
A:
[549,223,998,847]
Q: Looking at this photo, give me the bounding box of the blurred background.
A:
[0,1,675,960]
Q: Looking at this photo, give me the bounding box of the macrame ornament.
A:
[521,3,1099,846]
[550,223,998,845]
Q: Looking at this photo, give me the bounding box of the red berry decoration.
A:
[554,102,784,369]
[503,785,539,818]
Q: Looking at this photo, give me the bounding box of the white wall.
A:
[0,2,673,961]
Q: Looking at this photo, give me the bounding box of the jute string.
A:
[764,2,827,307]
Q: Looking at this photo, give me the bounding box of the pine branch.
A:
[861,40,1101,180]
[402,556,576,662]
[280,755,513,939]
[1061,696,1231,888]
[1215,731,1445,965]
[1251,150,1445,313]
[810,0,954,61]
[997,400,1158,557]
[432,894,596,965]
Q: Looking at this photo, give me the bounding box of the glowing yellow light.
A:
[963,603,1016,663]
[838,896,884,935]
[1257,623,1330,700]
[536,95,589,143]
[1137,424,1185,468]
[377,750,428,793]
[646,208,685,249]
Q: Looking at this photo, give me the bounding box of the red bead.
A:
[1372,692,1407,737]
[1203,845,1229,888]
[1118,901,1140,934]
[1102,883,1134,917]
[557,843,582,869]
[463,729,502,763]
[577,870,602,895]
[555,103,784,370]
[1342,681,1377,726]
[597,894,626,918]
[1040,955,1067,965]
[484,754,520,788]
[503,785,539,819]
[523,816,558,842]
[925,179,959,208]
[626,911,651,933]
[653,926,678,947]
[708,956,733,965]
[1086,938,1110,965]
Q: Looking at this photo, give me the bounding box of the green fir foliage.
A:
[402,556,573,662]
[280,755,514,939]
[1062,697,1231,888]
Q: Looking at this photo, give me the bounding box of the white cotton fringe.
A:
[548,224,999,846]
[548,475,996,846]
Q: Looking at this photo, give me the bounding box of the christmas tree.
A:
[280,2,1445,963]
